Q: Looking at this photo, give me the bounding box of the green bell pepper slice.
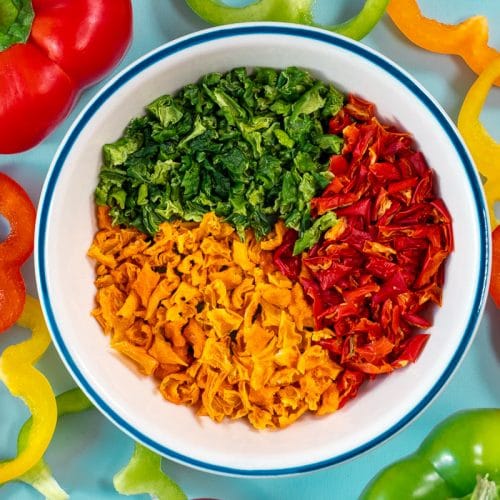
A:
[361,409,500,500]
[185,0,389,41]
[16,388,93,499]
[113,442,187,499]
[16,387,188,499]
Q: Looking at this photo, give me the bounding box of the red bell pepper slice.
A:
[0,173,36,333]
[490,226,500,308]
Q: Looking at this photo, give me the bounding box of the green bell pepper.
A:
[361,409,500,500]
[185,0,389,41]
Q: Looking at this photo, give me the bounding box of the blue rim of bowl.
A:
[36,23,490,477]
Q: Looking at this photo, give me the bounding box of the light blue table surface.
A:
[1,1,499,499]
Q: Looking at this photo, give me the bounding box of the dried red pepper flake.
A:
[272,228,300,280]
[336,369,366,408]
[328,109,352,135]
[274,93,453,407]
[343,95,376,121]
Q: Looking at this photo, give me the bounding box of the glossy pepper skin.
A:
[457,59,500,230]
[457,59,500,307]
[16,388,93,498]
[185,0,389,41]
[360,409,500,499]
[0,172,36,333]
[491,226,500,308]
[387,0,500,85]
[0,296,57,484]
[113,443,187,500]
[0,0,133,153]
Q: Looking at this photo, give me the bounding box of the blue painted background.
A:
[1,1,499,498]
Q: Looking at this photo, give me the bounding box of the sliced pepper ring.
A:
[113,443,187,499]
[0,296,57,484]
[457,58,500,229]
[387,0,500,85]
[17,388,93,499]
[185,0,389,41]
[0,172,36,333]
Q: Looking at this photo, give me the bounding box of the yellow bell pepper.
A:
[387,0,500,85]
[457,59,500,308]
[457,58,500,229]
[0,295,57,483]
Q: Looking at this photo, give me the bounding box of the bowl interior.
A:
[36,24,489,476]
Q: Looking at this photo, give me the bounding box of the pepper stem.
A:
[0,0,34,51]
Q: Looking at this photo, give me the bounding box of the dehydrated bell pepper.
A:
[387,0,500,85]
[0,172,36,333]
[0,0,133,153]
[185,0,389,41]
[360,408,500,499]
[274,94,453,407]
[0,295,57,484]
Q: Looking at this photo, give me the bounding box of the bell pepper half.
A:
[185,0,389,41]
[0,0,133,153]
[360,409,500,499]
[0,172,36,333]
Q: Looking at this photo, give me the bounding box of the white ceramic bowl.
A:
[36,23,491,476]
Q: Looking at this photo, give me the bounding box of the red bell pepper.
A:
[0,0,133,153]
[490,226,500,308]
[0,172,36,333]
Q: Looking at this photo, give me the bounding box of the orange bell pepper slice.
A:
[387,0,500,85]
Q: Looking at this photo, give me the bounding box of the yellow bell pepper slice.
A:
[457,58,500,229]
[0,295,57,483]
